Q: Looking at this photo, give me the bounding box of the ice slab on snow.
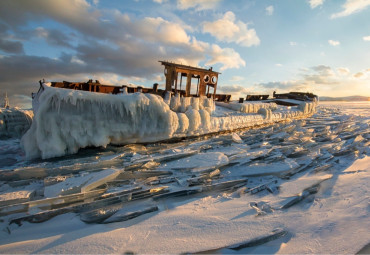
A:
[278,173,333,197]
[163,152,229,172]
[44,168,120,197]
[231,133,243,143]
[0,189,35,207]
[241,159,300,177]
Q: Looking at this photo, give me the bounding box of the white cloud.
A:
[70,56,85,65]
[266,5,274,15]
[363,35,370,41]
[276,63,283,67]
[205,44,246,71]
[35,27,48,38]
[353,72,365,78]
[337,67,350,75]
[139,17,190,45]
[202,11,260,47]
[308,0,324,9]
[328,39,340,46]
[331,0,370,19]
[177,0,220,10]
[290,41,297,46]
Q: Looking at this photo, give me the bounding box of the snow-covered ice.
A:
[0,101,369,254]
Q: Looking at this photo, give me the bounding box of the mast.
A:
[2,92,10,109]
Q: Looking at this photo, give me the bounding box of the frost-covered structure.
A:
[21,82,318,159]
[0,108,33,139]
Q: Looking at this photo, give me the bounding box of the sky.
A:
[0,0,370,108]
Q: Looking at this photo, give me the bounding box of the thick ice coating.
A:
[0,108,33,138]
[21,85,179,159]
[22,84,318,159]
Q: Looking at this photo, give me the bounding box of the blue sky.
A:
[0,0,369,108]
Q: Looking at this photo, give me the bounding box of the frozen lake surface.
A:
[0,101,369,254]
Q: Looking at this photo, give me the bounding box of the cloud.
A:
[34,27,74,48]
[308,0,324,9]
[337,67,350,75]
[328,39,340,46]
[257,80,310,94]
[331,0,370,19]
[303,65,336,84]
[0,0,102,37]
[0,0,251,109]
[0,38,24,54]
[266,5,274,15]
[217,84,253,100]
[202,11,260,47]
[0,23,24,54]
[256,65,370,97]
[0,2,245,71]
[290,41,297,46]
[70,56,86,65]
[177,0,221,10]
[204,44,246,71]
[363,35,370,41]
[353,72,364,78]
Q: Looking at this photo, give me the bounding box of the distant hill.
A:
[319,96,370,101]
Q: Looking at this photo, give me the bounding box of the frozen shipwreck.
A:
[0,92,33,139]
[21,61,318,159]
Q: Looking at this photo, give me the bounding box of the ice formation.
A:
[0,108,33,138]
[21,83,318,159]
[21,85,179,159]
[217,101,277,113]
[44,169,120,197]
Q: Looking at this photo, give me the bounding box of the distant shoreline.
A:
[319,96,370,101]
[320,99,370,102]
